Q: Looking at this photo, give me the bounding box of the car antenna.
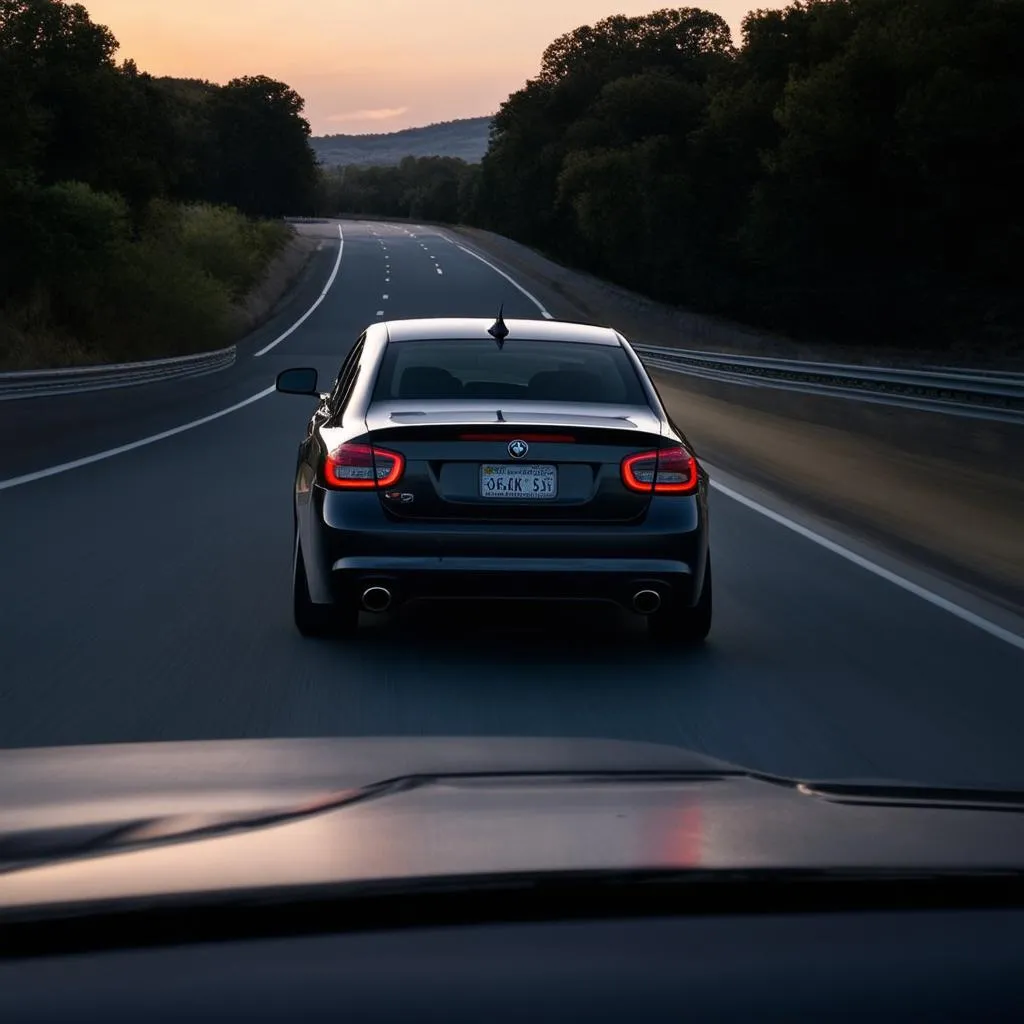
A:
[488,303,509,349]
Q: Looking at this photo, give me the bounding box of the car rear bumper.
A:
[330,555,695,609]
[298,487,709,610]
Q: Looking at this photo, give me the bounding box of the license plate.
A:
[480,463,557,499]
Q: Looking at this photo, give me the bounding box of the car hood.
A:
[3,736,1024,912]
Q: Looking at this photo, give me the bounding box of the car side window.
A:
[330,336,365,417]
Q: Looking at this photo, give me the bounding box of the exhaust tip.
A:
[632,589,661,615]
[361,586,392,613]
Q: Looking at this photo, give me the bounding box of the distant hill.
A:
[311,116,492,167]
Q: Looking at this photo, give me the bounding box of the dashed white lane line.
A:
[710,478,1024,654]
[383,294,389,300]
[436,268,444,275]
[0,389,276,492]
[452,241,553,319]
[255,225,345,357]
[376,310,384,317]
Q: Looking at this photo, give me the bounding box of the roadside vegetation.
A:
[316,157,480,226]
[321,1,1023,355]
[0,0,317,370]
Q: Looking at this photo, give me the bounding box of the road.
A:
[2,219,1023,787]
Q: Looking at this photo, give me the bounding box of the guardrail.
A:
[0,345,237,402]
[632,344,1024,425]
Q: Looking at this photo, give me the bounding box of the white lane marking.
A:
[0,389,275,492]
[711,479,1024,653]
[376,310,384,317]
[452,243,553,319]
[436,268,444,275]
[383,294,389,300]
[255,225,344,357]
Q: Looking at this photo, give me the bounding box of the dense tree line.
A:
[0,0,318,367]
[471,1,1024,348]
[316,157,481,224]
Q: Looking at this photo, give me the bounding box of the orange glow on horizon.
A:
[79,1,787,135]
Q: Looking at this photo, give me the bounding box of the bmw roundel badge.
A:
[508,439,529,459]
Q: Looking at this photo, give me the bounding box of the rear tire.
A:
[293,538,358,638]
[648,555,712,646]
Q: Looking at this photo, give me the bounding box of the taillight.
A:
[621,446,699,495]
[323,443,404,489]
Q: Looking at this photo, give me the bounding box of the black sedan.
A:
[276,315,711,641]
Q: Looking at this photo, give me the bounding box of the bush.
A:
[96,235,236,361]
[178,203,290,300]
[0,182,293,369]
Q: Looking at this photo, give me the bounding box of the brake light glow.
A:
[621,446,699,495]
[458,433,576,443]
[324,443,405,489]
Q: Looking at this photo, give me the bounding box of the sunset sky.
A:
[81,1,786,136]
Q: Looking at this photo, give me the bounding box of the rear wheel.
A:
[648,556,712,646]
[293,538,358,638]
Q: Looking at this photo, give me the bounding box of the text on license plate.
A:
[480,463,557,499]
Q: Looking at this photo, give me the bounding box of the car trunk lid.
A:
[354,403,666,523]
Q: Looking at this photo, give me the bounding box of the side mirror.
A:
[276,368,319,395]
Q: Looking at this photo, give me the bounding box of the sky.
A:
[82,1,787,136]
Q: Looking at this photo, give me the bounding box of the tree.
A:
[0,0,119,186]
[538,7,733,85]
[473,0,1024,347]
[478,7,733,264]
[208,75,318,216]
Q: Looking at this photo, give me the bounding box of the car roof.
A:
[381,317,622,347]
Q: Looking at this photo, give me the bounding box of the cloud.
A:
[326,106,409,124]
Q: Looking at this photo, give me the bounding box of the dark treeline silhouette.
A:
[465,1,1022,350]
[316,157,482,223]
[0,0,318,367]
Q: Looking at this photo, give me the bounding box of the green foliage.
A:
[0,181,291,368]
[206,75,318,217]
[0,0,310,368]
[97,230,236,361]
[472,0,1024,348]
[177,203,292,300]
[317,157,481,224]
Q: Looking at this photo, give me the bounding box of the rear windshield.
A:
[372,338,648,404]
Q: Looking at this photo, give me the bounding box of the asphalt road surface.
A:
[2,220,1023,787]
